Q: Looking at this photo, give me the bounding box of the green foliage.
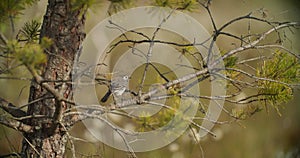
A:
[17,20,41,43]
[232,105,262,120]
[224,55,238,68]
[107,0,135,15]
[40,36,53,48]
[16,42,46,67]
[6,37,51,68]
[135,95,183,132]
[0,0,38,23]
[154,0,199,11]
[257,51,300,114]
[134,76,180,132]
[221,51,240,80]
[70,0,97,11]
[135,112,156,132]
[154,0,173,8]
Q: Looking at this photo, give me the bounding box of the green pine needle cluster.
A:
[154,0,199,11]
[70,0,97,11]
[221,51,240,79]
[108,0,135,15]
[1,18,51,69]
[6,37,50,68]
[17,20,41,42]
[257,51,300,114]
[224,55,238,68]
[232,105,262,120]
[135,99,179,132]
[0,0,38,23]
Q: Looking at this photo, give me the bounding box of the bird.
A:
[100,75,130,102]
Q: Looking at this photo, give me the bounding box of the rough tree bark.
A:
[21,1,86,157]
[0,1,298,158]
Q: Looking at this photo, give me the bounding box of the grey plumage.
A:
[101,75,129,102]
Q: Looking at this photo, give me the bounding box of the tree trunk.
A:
[21,0,86,157]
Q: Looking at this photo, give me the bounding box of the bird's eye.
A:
[124,76,129,80]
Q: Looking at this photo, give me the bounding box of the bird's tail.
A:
[101,90,111,102]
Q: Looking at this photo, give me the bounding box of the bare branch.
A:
[0,98,27,118]
[211,22,299,67]
[0,116,34,133]
[0,98,35,133]
[108,20,151,40]
[0,76,32,81]
[0,32,8,45]
[0,153,22,158]
[140,68,209,102]
[255,44,300,59]
[224,68,296,87]
[62,111,138,157]
[26,65,74,123]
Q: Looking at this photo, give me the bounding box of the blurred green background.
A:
[0,0,299,157]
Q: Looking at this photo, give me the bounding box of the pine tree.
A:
[0,0,299,157]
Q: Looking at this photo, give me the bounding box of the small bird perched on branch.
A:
[101,75,130,102]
